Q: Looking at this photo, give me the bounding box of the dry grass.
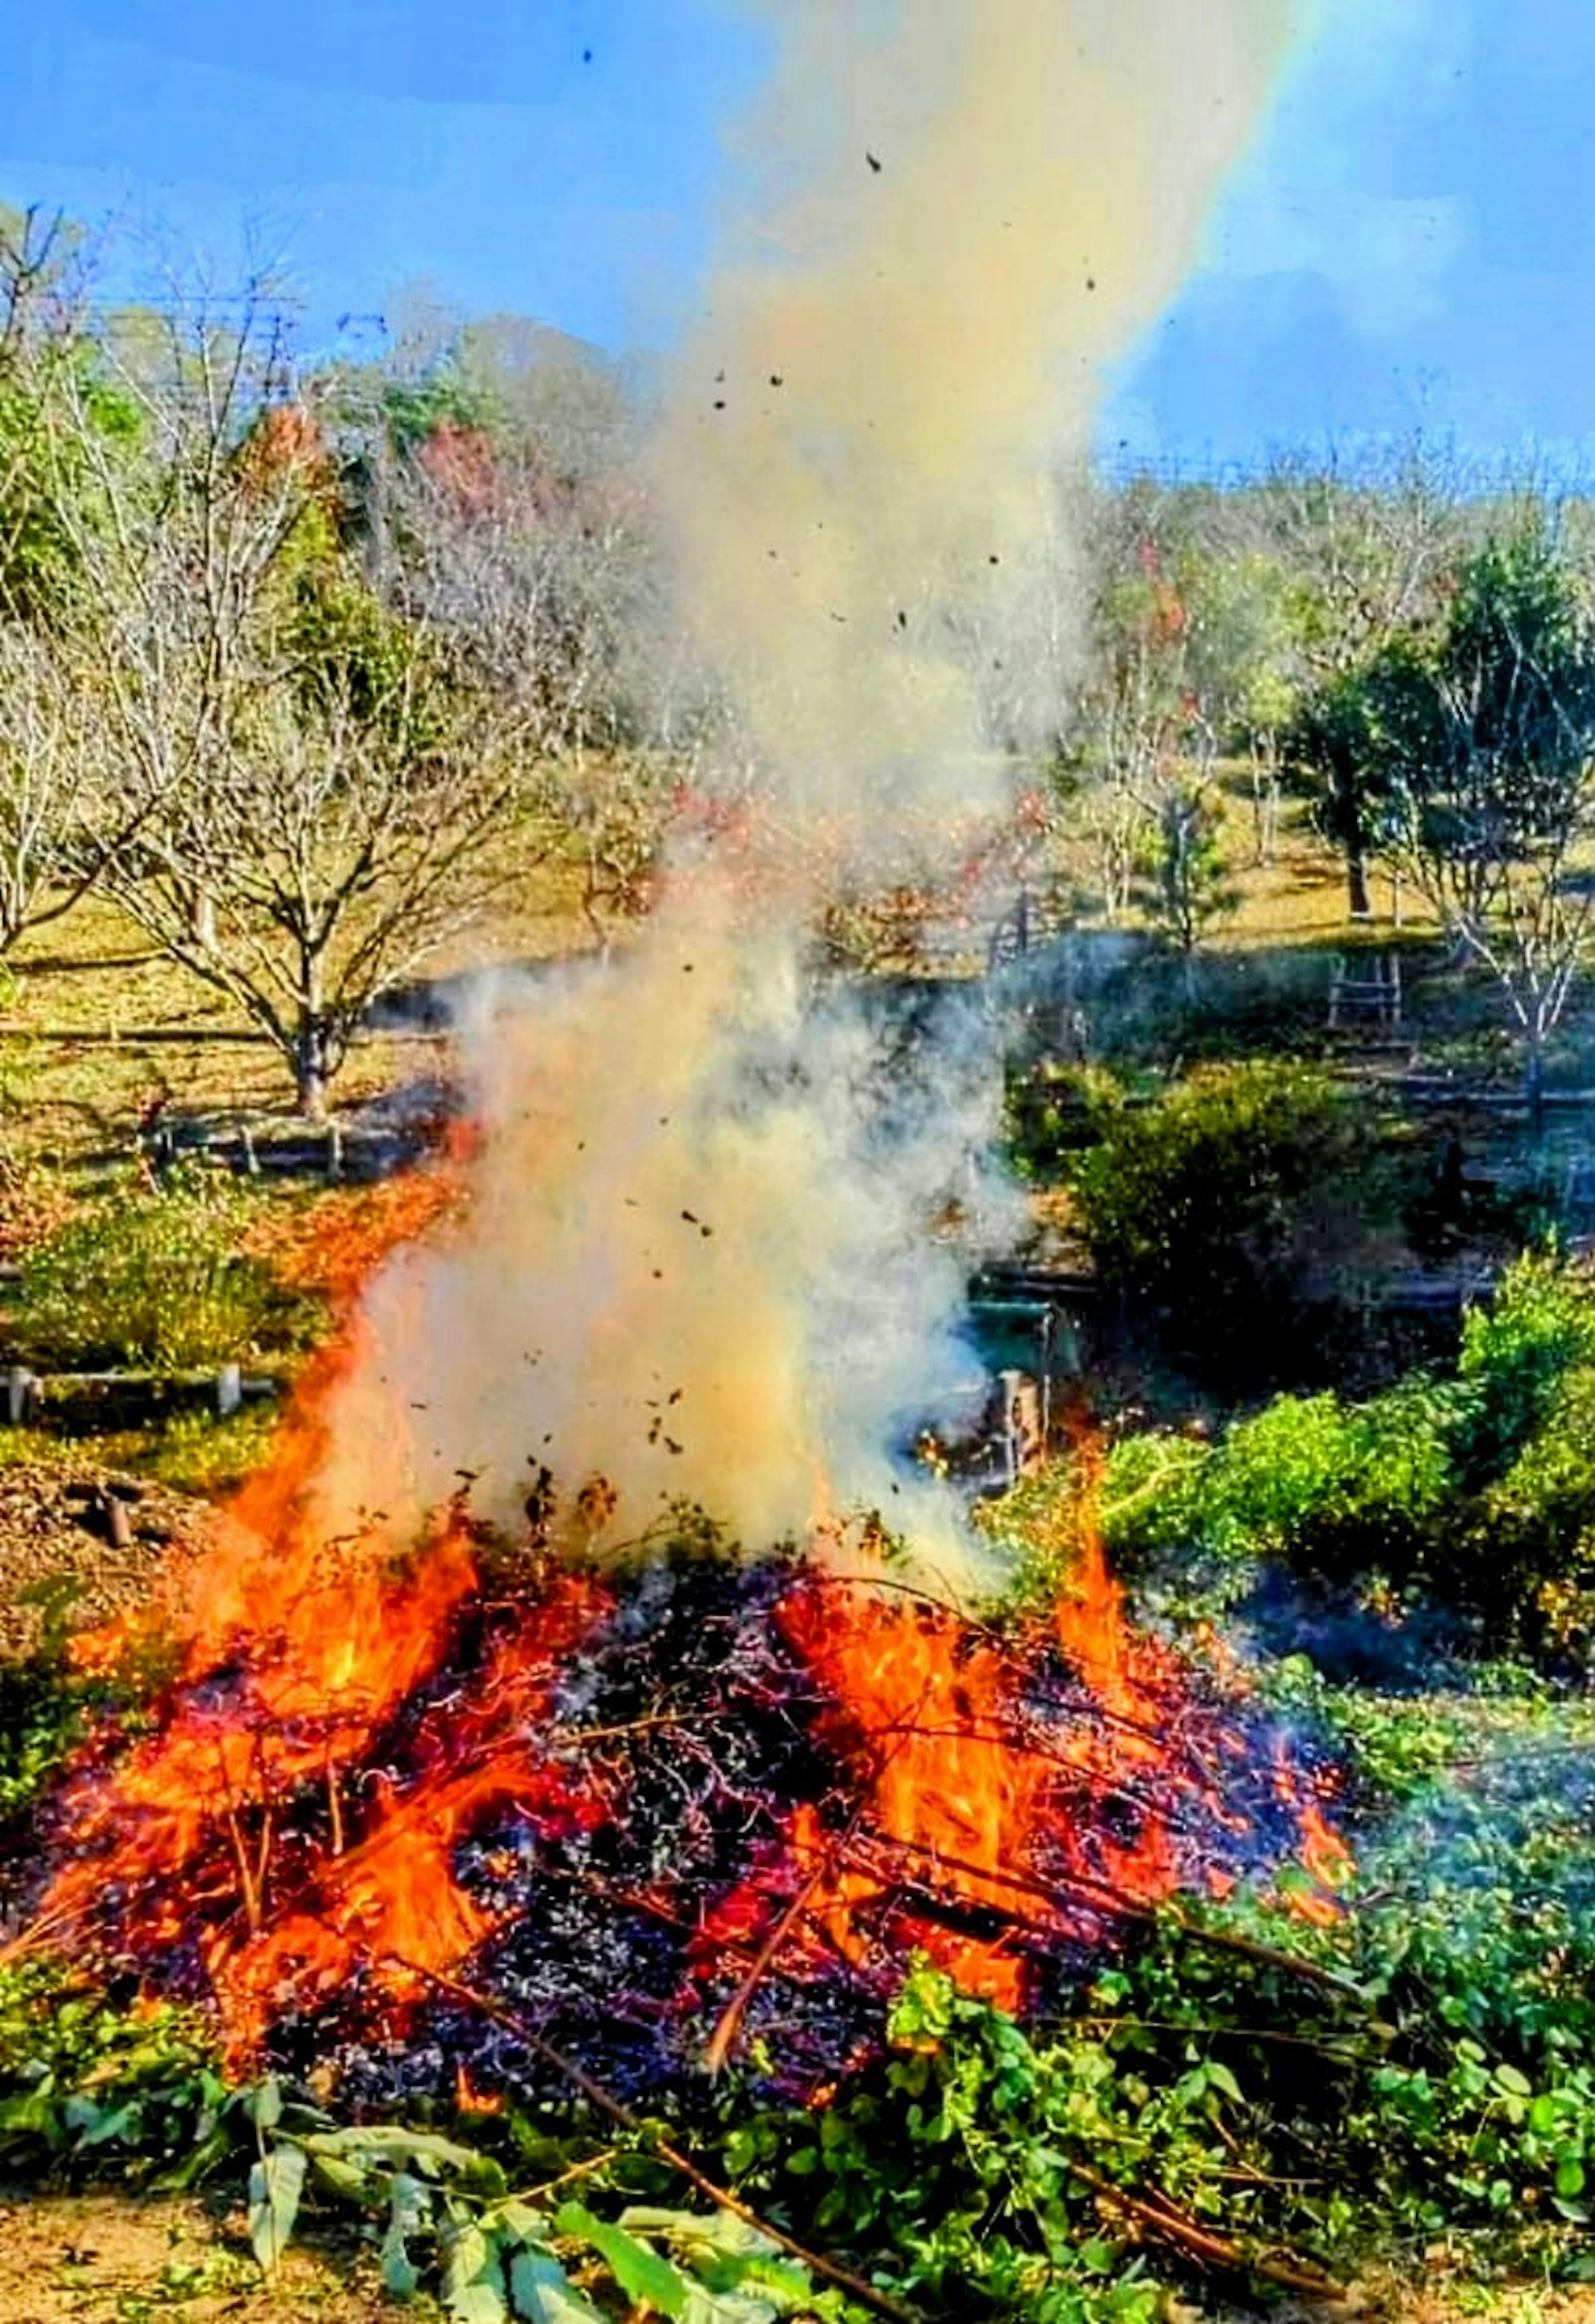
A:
[0,847,601,1169]
[1207,772,1438,954]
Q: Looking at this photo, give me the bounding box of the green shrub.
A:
[1202,1392,1364,1559]
[1067,1061,1384,1384]
[1098,1428,1212,1563]
[1465,1361,1595,1657]
[1103,1375,1458,1587]
[0,1959,225,2180]
[1216,1375,1459,1577]
[15,1168,317,1371]
[1004,1060,1125,1182]
[1094,1255,1595,1662]
[1454,1248,1595,1488]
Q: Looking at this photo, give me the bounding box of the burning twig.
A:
[251,1728,275,1912]
[703,1852,837,2075]
[1067,2160,1347,2303]
[216,1737,262,1939]
[390,1954,923,2324]
[0,1899,87,1966]
[325,1744,345,1858]
[875,1833,1364,2000]
[554,1709,723,1746]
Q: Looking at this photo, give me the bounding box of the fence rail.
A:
[5,1361,281,1428]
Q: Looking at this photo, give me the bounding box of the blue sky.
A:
[0,1,1585,467]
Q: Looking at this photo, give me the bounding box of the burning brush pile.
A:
[15,1169,1348,2118]
[2,0,1333,2165]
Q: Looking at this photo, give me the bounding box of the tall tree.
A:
[1267,446,1460,917]
[1359,516,1595,1117]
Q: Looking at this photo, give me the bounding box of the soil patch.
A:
[0,1463,209,1660]
[0,2188,393,2320]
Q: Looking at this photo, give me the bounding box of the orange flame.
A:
[697,1465,1350,2022]
[37,1157,1349,2067]
[39,1148,618,2059]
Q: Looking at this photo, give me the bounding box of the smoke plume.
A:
[310,0,1294,1583]
[654,0,1295,850]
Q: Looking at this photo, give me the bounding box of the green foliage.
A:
[1003,1061,1125,1183]
[717,1797,1595,2312]
[1133,780,1239,955]
[1455,1247,1595,1483]
[1099,1253,1595,1661]
[722,1961,1167,2322]
[1468,1360,1595,1656]
[0,350,141,630]
[287,549,454,752]
[1201,1371,1459,1576]
[134,1401,284,1493]
[1067,1061,1382,1381]
[0,1635,87,1821]
[15,1165,320,1370]
[1261,1656,1486,1802]
[0,1960,225,2179]
[240,2091,835,2322]
[378,362,501,458]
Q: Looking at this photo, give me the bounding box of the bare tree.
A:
[0,208,184,949]
[1363,516,1595,1120]
[1063,498,1208,927]
[384,409,708,956]
[40,273,534,1113]
[0,623,108,949]
[103,653,525,1113]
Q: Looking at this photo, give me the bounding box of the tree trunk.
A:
[1346,841,1371,922]
[1524,1039,1546,1138]
[295,1016,329,1122]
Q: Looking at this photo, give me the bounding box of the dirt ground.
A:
[0,1460,206,1661]
[0,2189,401,2320]
[0,2192,1591,2324]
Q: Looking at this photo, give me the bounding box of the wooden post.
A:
[216,1362,243,1418]
[326,1122,344,1181]
[240,1125,260,1177]
[6,1367,34,1427]
[1038,1309,1055,1451]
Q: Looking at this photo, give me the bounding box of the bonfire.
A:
[17,1153,1349,2124]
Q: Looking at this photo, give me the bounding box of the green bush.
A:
[15,1167,316,1371]
[1097,1255,1595,1663]
[1104,1375,1459,1601]
[1215,1374,1459,1577]
[1454,1248,1595,1487]
[1004,1060,1125,1182]
[1067,1061,1384,1384]
[1467,1362,1595,1657]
